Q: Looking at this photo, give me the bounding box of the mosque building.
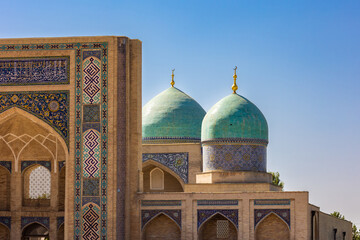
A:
[0,36,352,240]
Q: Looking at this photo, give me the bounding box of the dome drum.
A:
[202,144,267,172]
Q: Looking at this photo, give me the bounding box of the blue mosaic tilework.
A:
[83,178,99,196]
[254,199,290,206]
[0,217,11,229]
[83,105,100,123]
[83,123,101,132]
[0,91,69,145]
[0,161,11,173]
[203,144,266,172]
[82,203,100,239]
[254,209,290,228]
[197,200,238,206]
[21,217,49,229]
[0,57,69,85]
[141,210,181,229]
[141,200,182,207]
[83,129,100,178]
[57,217,64,229]
[202,138,268,146]
[143,152,188,183]
[198,209,238,229]
[83,57,101,105]
[142,137,201,144]
[59,161,65,171]
[0,42,109,240]
[21,161,51,172]
[82,197,100,206]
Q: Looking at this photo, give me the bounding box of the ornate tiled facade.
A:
[141,210,181,229]
[197,209,238,229]
[0,91,69,144]
[254,209,290,228]
[143,153,189,183]
[202,144,266,172]
[0,57,69,85]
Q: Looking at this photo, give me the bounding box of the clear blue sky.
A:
[2,0,359,225]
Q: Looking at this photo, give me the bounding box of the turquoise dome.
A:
[143,87,206,142]
[202,93,268,142]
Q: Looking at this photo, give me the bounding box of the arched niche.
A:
[0,166,10,211]
[142,162,184,192]
[0,223,10,240]
[150,168,164,190]
[22,164,51,207]
[198,213,238,240]
[255,213,290,240]
[22,222,49,240]
[142,213,181,240]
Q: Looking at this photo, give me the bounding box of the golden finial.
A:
[171,69,175,87]
[232,66,238,94]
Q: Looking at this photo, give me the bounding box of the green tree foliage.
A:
[269,172,284,189]
[331,211,360,240]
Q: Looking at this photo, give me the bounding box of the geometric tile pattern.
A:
[0,91,69,145]
[0,161,11,173]
[21,217,50,229]
[197,200,238,206]
[83,130,100,178]
[83,57,101,104]
[29,166,51,199]
[57,217,64,229]
[82,197,100,206]
[0,57,69,85]
[0,42,109,240]
[198,209,238,229]
[83,105,100,123]
[203,144,266,172]
[254,209,290,228]
[254,199,291,206]
[141,200,182,207]
[141,210,181,229]
[83,178,99,196]
[0,217,11,229]
[143,152,189,183]
[21,161,51,172]
[82,203,101,240]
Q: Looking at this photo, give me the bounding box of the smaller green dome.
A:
[202,93,268,142]
[143,87,206,142]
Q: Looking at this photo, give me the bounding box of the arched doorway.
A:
[0,166,10,211]
[255,213,290,240]
[22,223,49,240]
[142,214,181,240]
[198,213,237,240]
[0,223,10,240]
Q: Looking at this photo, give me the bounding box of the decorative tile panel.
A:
[0,161,11,172]
[83,129,100,178]
[21,161,51,172]
[254,209,290,228]
[57,217,64,229]
[83,105,100,123]
[0,91,69,145]
[203,144,266,172]
[21,217,49,229]
[83,178,99,196]
[254,199,290,206]
[143,153,188,183]
[0,217,11,229]
[82,203,100,240]
[83,57,101,104]
[141,200,182,207]
[197,200,238,206]
[198,209,238,229]
[0,57,69,85]
[82,197,100,206]
[141,210,181,229]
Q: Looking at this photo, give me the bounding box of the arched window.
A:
[150,168,164,190]
[23,165,51,207]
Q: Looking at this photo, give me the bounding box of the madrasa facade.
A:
[0,36,352,240]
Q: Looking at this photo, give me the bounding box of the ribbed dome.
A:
[143,87,206,142]
[202,93,268,142]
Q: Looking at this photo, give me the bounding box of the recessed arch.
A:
[198,213,238,240]
[150,168,164,190]
[255,213,290,240]
[22,222,49,240]
[0,222,10,240]
[142,213,181,240]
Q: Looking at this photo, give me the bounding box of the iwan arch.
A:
[0,36,352,240]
